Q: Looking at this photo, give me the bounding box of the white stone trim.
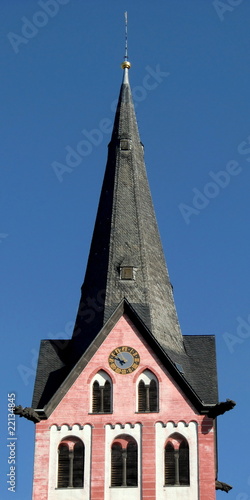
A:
[137,369,157,384]
[104,423,142,500]
[48,424,92,500]
[155,421,199,500]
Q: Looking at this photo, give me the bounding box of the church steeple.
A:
[72,49,184,355]
[31,30,223,500]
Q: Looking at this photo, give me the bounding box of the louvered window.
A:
[92,381,101,412]
[126,441,138,486]
[92,379,111,413]
[111,443,123,486]
[103,380,111,412]
[149,379,157,411]
[165,443,175,485]
[164,438,189,486]
[111,438,138,487]
[57,439,84,489]
[179,441,190,485]
[73,442,84,487]
[58,444,69,488]
[138,380,147,412]
[138,376,158,412]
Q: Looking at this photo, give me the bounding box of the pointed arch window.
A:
[57,437,84,488]
[111,436,138,487]
[137,370,158,412]
[91,371,112,413]
[164,435,189,486]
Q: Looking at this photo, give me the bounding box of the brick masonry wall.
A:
[142,422,156,499]
[32,423,50,500]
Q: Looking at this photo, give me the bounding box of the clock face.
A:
[108,346,140,374]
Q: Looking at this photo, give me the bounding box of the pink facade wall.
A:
[33,423,50,500]
[32,314,216,500]
[142,422,156,499]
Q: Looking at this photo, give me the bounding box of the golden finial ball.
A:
[121,60,131,69]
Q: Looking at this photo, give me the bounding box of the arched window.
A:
[137,370,158,412]
[92,371,112,413]
[111,435,138,487]
[57,437,84,488]
[164,434,189,486]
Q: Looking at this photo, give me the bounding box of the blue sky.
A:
[1,1,250,498]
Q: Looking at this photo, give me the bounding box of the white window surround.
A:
[155,421,198,500]
[137,369,157,384]
[105,423,142,500]
[48,424,92,500]
[91,370,112,387]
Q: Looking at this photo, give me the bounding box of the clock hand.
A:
[117,357,125,365]
[119,353,127,362]
[111,355,125,365]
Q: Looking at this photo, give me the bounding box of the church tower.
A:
[29,33,232,500]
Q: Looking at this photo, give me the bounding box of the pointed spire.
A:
[72,21,184,356]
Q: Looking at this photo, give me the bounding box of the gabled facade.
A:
[32,58,220,500]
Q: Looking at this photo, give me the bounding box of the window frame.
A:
[57,437,84,489]
[90,370,113,414]
[164,435,190,487]
[111,435,138,488]
[137,369,159,413]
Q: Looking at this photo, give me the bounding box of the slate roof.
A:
[71,66,183,357]
[32,64,218,415]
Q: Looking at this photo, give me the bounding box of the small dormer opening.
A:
[175,362,184,375]
[120,266,134,280]
[120,139,131,151]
